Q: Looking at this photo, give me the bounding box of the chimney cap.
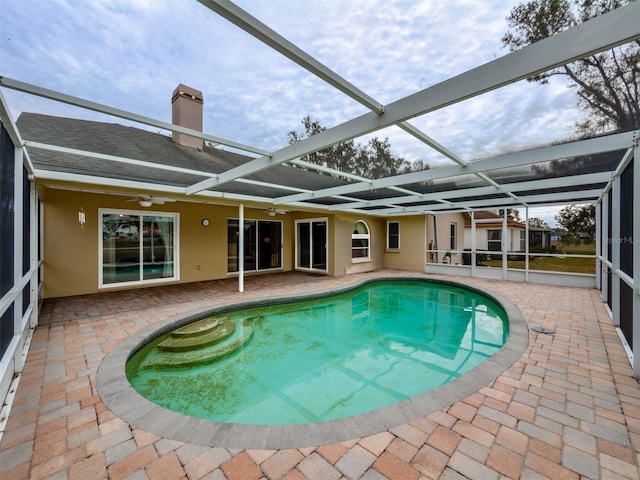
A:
[172,84,203,104]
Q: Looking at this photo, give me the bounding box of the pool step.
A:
[142,318,253,369]
[157,318,235,352]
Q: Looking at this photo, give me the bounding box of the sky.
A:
[1,0,591,226]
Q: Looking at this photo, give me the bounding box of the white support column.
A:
[595,202,602,291]
[612,177,620,327]
[602,192,609,303]
[633,145,640,379]
[471,211,476,278]
[502,210,508,281]
[29,182,38,328]
[525,206,530,283]
[13,144,23,333]
[238,204,244,293]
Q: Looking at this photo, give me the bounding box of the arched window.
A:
[352,221,370,261]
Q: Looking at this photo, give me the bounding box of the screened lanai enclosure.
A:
[1,0,639,408]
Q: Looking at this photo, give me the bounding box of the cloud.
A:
[1,0,589,169]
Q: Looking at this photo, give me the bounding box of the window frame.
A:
[99,208,179,289]
[487,229,502,252]
[387,221,400,250]
[352,220,371,262]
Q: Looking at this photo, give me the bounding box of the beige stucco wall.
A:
[42,188,299,298]
[333,214,385,276]
[383,215,426,272]
[41,187,394,298]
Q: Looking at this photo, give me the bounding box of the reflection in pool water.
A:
[126,280,508,425]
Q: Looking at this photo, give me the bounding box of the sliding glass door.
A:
[296,219,327,272]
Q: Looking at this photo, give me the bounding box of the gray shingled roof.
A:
[16,112,375,200]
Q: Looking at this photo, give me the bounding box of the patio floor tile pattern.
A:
[1,270,640,479]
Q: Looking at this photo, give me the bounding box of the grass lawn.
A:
[482,244,596,274]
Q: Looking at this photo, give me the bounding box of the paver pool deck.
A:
[1,270,639,479]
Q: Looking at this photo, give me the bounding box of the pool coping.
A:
[96,276,529,449]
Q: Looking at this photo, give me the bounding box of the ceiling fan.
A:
[266,208,288,216]
[126,195,176,207]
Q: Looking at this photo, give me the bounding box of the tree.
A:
[555,204,595,239]
[499,208,521,222]
[502,0,639,135]
[287,116,428,179]
[528,217,550,228]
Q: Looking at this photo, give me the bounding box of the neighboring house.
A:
[12,84,456,299]
[463,211,552,253]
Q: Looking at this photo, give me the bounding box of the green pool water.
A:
[126,280,508,425]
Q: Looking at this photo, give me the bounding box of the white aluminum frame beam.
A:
[277,131,635,204]
[0,76,269,157]
[186,2,640,194]
[198,1,489,202]
[374,188,604,216]
[196,0,383,114]
[329,172,612,211]
[0,89,34,174]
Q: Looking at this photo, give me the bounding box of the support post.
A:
[525,206,529,283]
[239,204,244,293]
[471,211,476,278]
[502,209,508,281]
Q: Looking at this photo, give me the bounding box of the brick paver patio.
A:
[1,270,639,479]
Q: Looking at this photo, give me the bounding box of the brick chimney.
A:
[171,84,203,149]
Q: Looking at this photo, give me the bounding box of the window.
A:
[387,221,400,250]
[352,220,370,261]
[100,210,178,287]
[519,230,525,251]
[449,223,457,250]
[487,230,501,252]
[227,219,282,273]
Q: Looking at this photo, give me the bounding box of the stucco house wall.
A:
[383,215,426,272]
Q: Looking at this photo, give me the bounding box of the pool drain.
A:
[530,326,555,334]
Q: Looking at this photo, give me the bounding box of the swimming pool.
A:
[97,276,528,449]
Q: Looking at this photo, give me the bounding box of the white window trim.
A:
[387,220,400,250]
[98,208,180,289]
[352,220,371,263]
[294,217,329,273]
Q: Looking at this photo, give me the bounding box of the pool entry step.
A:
[141,317,253,369]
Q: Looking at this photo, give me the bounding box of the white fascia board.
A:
[282,132,633,204]
[197,0,383,114]
[0,76,269,157]
[33,170,281,204]
[33,169,345,212]
[28,141,327,198]
[186,2,640,195]
[338,170,577,210]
